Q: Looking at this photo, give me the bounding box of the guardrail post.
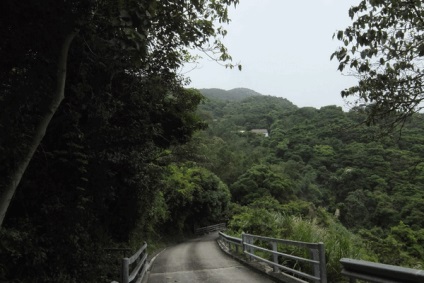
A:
[121,258,130,283]
[249,236,254,260]
[246,234,253,261]
[241,233,248,260]
[311,248,320,283]
[318,242,327,283]
[271,241,280,272]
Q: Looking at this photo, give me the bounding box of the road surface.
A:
[148,232,275,283]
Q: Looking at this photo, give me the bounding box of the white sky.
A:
[184,0,359,109]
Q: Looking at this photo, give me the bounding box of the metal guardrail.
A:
[111,242,148,283]
[218,232,327,283]
[340,258,424,283]
[219,231,243,254]
[195,223,226,235]
[109,223,226,282]
[243,233,327,283]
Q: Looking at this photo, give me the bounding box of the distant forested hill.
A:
[199,87,263,101]
[198,88,297,129]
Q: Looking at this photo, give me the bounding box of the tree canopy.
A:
[0,1,239,282]
[331,0,424,126]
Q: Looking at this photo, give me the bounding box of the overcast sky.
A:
[183,0,359,109]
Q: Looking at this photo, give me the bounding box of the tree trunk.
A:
[0,31,79,228]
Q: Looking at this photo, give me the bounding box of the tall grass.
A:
[228,208,377,282]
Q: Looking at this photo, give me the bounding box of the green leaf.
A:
[337,30,344,40]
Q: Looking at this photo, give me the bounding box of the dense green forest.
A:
[1,0,424,282]
[190,88,424,281]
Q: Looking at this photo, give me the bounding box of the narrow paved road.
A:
[148,232,275,283]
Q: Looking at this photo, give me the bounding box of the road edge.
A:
[216,237,303,283]
[142,247,167,283]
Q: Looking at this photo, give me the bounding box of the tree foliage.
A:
[0,0,239,228]
[230,164,294,205]
[0,1,239,282]
[331,0,424,126]
[194,88,424,269]
[163,163,230,234]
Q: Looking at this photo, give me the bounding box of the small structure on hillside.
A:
[250,129,269,137]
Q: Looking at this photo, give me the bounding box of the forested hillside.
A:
[183,88,424,281]
[199,88,263,101]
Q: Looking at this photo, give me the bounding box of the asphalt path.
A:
[147,232,275,283]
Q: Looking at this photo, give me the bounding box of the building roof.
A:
[250,129,269,137]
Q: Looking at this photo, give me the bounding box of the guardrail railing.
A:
[195,223,226,235]
[219,231,243,254]
[218,232,327,283]
[340,258,424,283]
[112,242,148,283]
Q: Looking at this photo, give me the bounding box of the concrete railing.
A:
[195,223,226,235]
[218,232,327,283]
[111,242,148,283]
[340,258,424,283]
